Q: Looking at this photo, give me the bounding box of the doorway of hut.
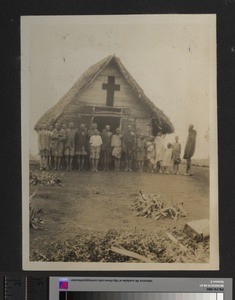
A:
[92,116,120,133]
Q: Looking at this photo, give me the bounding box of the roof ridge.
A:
[34,55,174,133]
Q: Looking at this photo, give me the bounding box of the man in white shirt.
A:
[89,129,102,172]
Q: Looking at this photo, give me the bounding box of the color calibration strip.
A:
[59,292,223,300]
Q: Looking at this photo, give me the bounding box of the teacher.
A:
[183,124,197,175]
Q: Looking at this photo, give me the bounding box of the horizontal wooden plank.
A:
[110,246,153,263]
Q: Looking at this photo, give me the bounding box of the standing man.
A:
[183,124,197,175]
[111,128,123,171]
[101,125,113,171]
[51,123,66,170]
[89,129,102,172]
[123,125,135,172]
[58,124,66,170]
[47,125,54,169]
[75,124,88,171]
[38,123,50,170]
[61,123,68,169]
[64,122,77,171]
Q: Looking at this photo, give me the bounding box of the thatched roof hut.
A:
[35,55,174,135]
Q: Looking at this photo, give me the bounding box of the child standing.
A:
[111,128,123,171]
[38,123,50,170]
[162,143,173,174]
[136,134,145,172]
[89,129,102,172]
[172,136,181,175]
[75,124,88,171]
[145,136,155,173]
[154,131,165,173]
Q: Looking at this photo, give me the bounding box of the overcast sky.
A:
[22,15,216,159]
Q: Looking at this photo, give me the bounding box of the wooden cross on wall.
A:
[102,76,120,107]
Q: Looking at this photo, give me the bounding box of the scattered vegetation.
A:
[132,191,188,221]
[29,190,46,230]
[30,171,62,186]
[31,228,209,263]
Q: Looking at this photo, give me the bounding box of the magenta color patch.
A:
[59,281,68,289]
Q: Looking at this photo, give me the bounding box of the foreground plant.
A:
[29,190,46,230]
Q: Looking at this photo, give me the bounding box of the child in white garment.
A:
[162,143,173,174]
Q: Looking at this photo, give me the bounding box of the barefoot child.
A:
[89,129,102,172]
[162,143,173,174]
[172,136,181,174]
[145,136,155,173]
[136,134,145,172]
[111,128,123,171]
[38,123,50,170]
[154,131,165,173]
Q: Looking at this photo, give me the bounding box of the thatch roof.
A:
[35,55,174,133]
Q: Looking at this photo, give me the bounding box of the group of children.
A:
[37,121,183,174]
[137,133,181,174]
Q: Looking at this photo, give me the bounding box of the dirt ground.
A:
[29,164,209,260]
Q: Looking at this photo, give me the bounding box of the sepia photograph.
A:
[22,15,218,270]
